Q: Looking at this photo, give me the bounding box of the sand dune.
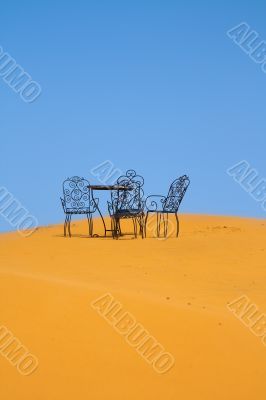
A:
[0,214,266,399]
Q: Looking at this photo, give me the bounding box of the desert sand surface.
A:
[0,214,266,400]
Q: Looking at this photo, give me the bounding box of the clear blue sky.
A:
[1,0,266,232]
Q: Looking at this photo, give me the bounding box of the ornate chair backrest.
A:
[163,175,190,212]
[63,176,91,211]
[111,170,144,211]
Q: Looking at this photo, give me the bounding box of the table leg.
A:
[91,190,107,236]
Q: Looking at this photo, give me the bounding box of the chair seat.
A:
[147,209,176,213]
[114,209,143,218]
[66,208,93,214]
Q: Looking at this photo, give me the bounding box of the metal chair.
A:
[145,175,190,238]
[107,170,145,239]
[60,176,98,237]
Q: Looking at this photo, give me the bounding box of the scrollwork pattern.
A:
[163,175,190,212]
[112,170,145,212]
[63,176,92,211]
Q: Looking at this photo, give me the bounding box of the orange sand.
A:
[0,214,266,399]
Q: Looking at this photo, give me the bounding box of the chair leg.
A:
[157,213,162,237]
[90,215,93,236]
[175,213,179,237]
[92,217,94,236]
[87,214,93,237]
[139,217,143,238]
[118,220,122,236]
[64,215,68,237]
[111,217,115,239]
[87,214,90,236]
[138,215,144,237]
[68,214,72,237]
[133,218,137,238]
[163,213,169,238]
[144,211,149,238]
[137,216,142,238]
[140,214,145,239]
[114,218,119,239]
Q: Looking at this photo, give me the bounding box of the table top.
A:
[88,185,133,191]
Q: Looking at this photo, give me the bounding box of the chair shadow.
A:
[54,233,138,240]
[54,233,110,239]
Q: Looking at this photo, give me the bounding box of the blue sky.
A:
[1,0,266,232]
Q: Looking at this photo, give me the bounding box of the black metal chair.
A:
[60,176,98,237]
[107,170,145,239]
[145,175,190,238]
